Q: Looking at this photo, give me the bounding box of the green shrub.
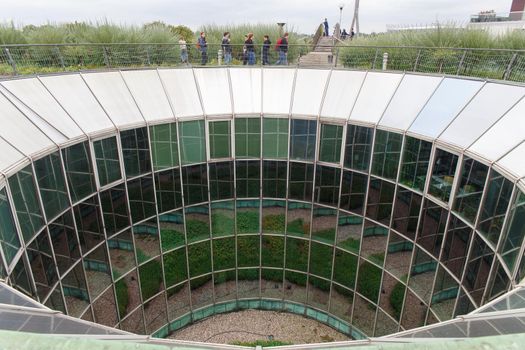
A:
[190,274,212,290]
[188,241,212,277]
[115,278,129,317]
[287,218,310,237]
[214,270,236,284]
[309,275,330,292]
[261,268,283,282]
[238,268,259,281]
[390,281,406,320]
[163,248,187,287]
[139,259,163,301]
[262,214,285,233]
[160,229,184,251]
[285,271,307,286]
[213,238,236,270]
[338,237,360,254]
[309,242,333,279]
[211,212,234,237]
[261,236,284,268]
[236,211,259,234]
[186,219,210,243]
[333,250,357,289]
[357,261,382,303]
[285,238,309,272]
[237,235,260,267]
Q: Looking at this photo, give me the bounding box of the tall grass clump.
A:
[0,21,27,44]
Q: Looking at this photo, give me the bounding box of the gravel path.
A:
[169,309,350,345]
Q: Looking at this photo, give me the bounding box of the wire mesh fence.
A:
[1,43,525,83]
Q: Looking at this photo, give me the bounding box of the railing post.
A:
[382,52,389,71]
[413,49,422,72]
[54,45,66,70]
[334,47,340,68]
[372,48,379,70]
[102,46,111,68]
[456,49,467,76]
[3,47,18,75]
[218,49,222,66]
[504,52,518,81]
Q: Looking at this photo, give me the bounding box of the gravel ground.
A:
[169,309,350,345]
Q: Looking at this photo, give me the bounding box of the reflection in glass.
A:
[288,162,314,202]
[144,292,167,333]
[263,117,288,159]
[487,259,510,300]
[62,141,96,202]
[399,137,432,191]
[8,165,44,243]
[44,287,66,313]
[115,269,141,319]
[340,170,367,215]
[375,310,399,336]
[120,127,151,177]
[84,243,112,299]
[333,249,357,290]
[159,210,185,252]
[315,165,341,207]
[453,157,488,224]
[262,161,287,198]
[93,136,122,186]
[139,257,163,301]
[133,218,160,264]
[428,149,458,203]
[155,168,182,214]
[209,120,231,159]
[108,230,136,278]
[261,268,283,299]
[100,184,130,236]
[417,199,447,259]
[353,294,376,336]
[366,178,395,226]
[356,259,382,304]
[150,123,179,171]
[34,152,69,221]
[311,206,337,244]
[441,215,473,280]
[190,275,213,309]
[0,188,21,265]
[384,232,413,281]
[211,201,234,237]
[462,234,494,305]
[62,263,89,317]
[214,270,236,302]
[92,287,118,327]
[235,117,261,158]
[454,288,475,317]
[27,230,58,299]
[236,160,260,198]
[285,237,309,272]
[49,210,80,274]
[236,200,259,234]
[379,272,405,321]
[182,164,208,205]
[127,176,156,223]
[262,200,285,235]
[167,282,190,321]
[431,266,459,321]
[286,202,311,238]
[163,247,187,288]
[187,241,211,277]
[261,235,284,268]
[284,271,307,303]
[319,124,343,163]
[237,235,260,267]
[213,237,235,270]
[392,188,422,240]
[401,290,427,330]
[309,242,333,279]
[408,248,437,304]
[209,162,234,201]
[308,276,330,310]
[10,257,34,297]
[371,130,402,180]
[179,120,206,165]
[344,124,373,171]
[361,219,388,265]
[501,192,525,274]
[290,119,316,161]
[120,307,146,334]
[336,212,362,254]
[73,196,104,254]
[329,283,353,323]
[185,205,210,243]
[238,268,259,299]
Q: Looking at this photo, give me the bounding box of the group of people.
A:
[178,32,290,66]
[323,18,355,40]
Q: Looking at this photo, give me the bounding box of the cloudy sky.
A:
[2,0,512,33]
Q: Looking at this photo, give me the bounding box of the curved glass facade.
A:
[0,68,525,341]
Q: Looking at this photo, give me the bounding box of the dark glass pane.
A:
[84,243,112,299]
[384,232,413,281]
[159,209,185,252]
[100,184,130,236]
[379,272,405,321]
[366,178,395,226]
[185,205,210,243]
[211,201,234,237]
[27,230,58,300]
[214,270,236,302]
[213,237,235,270]
[235,117,260,158]
[284,270,307,303]
[340,170,367,215]
[409,248,437,304]
[108,230,136,278]
[62,141,96,202]
[290,119,316,161]
[353,294,376,336]
[441,215,473,280]
[307,275,330,310]
[48,210,80,274]
[120,127,151,177]
[344,124,373,171]
[501,192,525,273]
[209,161,234,201]
[92,287,118,327]
[150,123,179,171]
[138,257,163,301]
[127,176,156,223]
[333,249,358,289]
[428,149,458,203]
[262,161,287,198]
[179,120,206,165]
[238,268,259,299]
[336,211,362,254]
[155,168,182,214]
[286,201,311,238]
[182,164,208,205]
[361,220,388,266]
[163,248,187,287]
[93,136,121,186]
[34,152,69,221]
[319,124,343,163]
[371,130,402,180]
[209,120,231,159]
[392,188,422,240]
[61,263,89,317]
[187,241,212,277]
[399,136,432,191]
[263,117,288,159]
[73,196,104,254]
[311,206,337,244]
[144,292,167,333]
[8,165,44,243]
[314,165,341,207]
[309,242,333,279]
[417,199,447,259]
[261,235,284,268]
[236,160,260,198]
[401,290,427,330]
[0,188,21,265]
[288,162,314,202]
[462,234,494,305]
[133,218,160,264]
[453,157,488,224]
[114,271,140,320]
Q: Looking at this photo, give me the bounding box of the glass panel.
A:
[237,235,260,267]
[34,152,69,221]
[379,272,405,321]
[185,205,210,243]
[309,242,333,279]
[73,196,104,254]
[155,168,182,214]
[375,310,399,337]
[454,288,475,316]
[0,188,21,265]
[190,274,213,308]
[209,161,234,201]
[187,241,212,277]
[62,141,96,203]
[308,275,330,310]
[84,244,112,299]
[149,123,179,171]
[214,270,236,302]
[163,248,188,288]
[329,282,353,323]
[262,161,287,198]
[167,282,190,321]
[138,257,163,301]
[409,248,437,304]
[263,117,288,159]
[311,206,337,244]
[27,230,58,300]
[262,200,286,234]
[238,268,259,299]
[44,288,65,313]
[213,237,235,270]
[93,136,121,187]
[120,127,151,177]
[462,234,494,305]
[453,158,488,224]
[353,294,376,336]
[477,171,513,246]
[208,120,231,159]
[261,268,283,299]
[120,307,145,334]
[392,188,422,240]
[319,124,343,163]
[127,176,156,223]
[236,160,260,198]
[401,290,427,330]
[8,165,44,243]
[344,124,373,171]
[441,215,473,280]
[315,165,341,207]
[288,162,314,202]
[290,119,316,161]
[321,70,366,119]
[501,192,525,273]
[144,292,167,333]
[261,235,284,268]
[179,120,206,165]
[115,269,141,319]
[428,149,458,203]
[371,130,402,180]
[340,170,367,215]
[366,178,395,226]
[235,117,261,158]
[384,232,413,281]
[133,218,160,264]
[284,270,307,303]
[108,230,136,279]
[361,220,388,266]
[488,259,510,300]
[417,199,447,259]
[62,263,89,317]
[285,237,309,272]
[333,249,357,290]
[399,137,432,191]
[236,200,259,234]
[100,184,130,236]
[49,210,80,274]
[10,257,34,297]
[159,210,185,252]
[292,69,329,116]
[182,164,208,205]
[336,211,362,254]
[211,201,234,238]
[286,201,311,238]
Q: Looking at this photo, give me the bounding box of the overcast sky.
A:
[2,0,512,34]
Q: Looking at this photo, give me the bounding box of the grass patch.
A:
[139,259,163,301]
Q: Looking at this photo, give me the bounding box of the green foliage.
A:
[190,274,212,290]
[309,242,333,279]
[338,237,360,254]
[312,228,336,244]
[236,211,259,234]
[161,229,184,251]
[261,236,284,268]
[238,268,259,281]
[237,235,260,267]
[139,259,163,301]
[211,212,235,237]
[285,238,309,272]
[369,252,386,266]
[163,248,187,287]
[261,268,283,282]
[115,277,129,317]
[214,270,236,284]
[287,218,310,237]
[357,261,382,303]
[333,250,357,289]
[186,219,210,243]
[262,214,286,233]
[231,340,293,347]
[285,271,307,286]
[213,238,236,270]
[188,241,212,277]
[309,276,330,292]
[390,281,406,320]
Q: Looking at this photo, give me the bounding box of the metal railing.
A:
[1,43,525,83]
[470,11,525,23]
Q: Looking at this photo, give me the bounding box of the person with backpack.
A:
[275,33,288,65]
[262,35,271,65]
[197,32,207,65]
[245,33,256,65]
[222,32,232,65]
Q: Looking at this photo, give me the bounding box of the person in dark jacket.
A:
[275,32,288,65]
[262,35,271,65]
[222,32,232,65]
[323,18,329,36]
[198,32,207,65]
[242,34,248,65]
[245,33,255,65]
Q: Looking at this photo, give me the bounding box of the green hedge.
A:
[390,281,406,320]
[163,248,187,287]
[139,259,163,301]
[357,261,382,304]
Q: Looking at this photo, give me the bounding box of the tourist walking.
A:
[262,35,271,65]
[275,32,288,65]
[198,32,207,65]
[242,34,248,65]
[245,33,256,65]
[222,32,232,65]
[350,28,355,40]
[341,29,348,40]
[323,18,329,36]
[178,36,188,64]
